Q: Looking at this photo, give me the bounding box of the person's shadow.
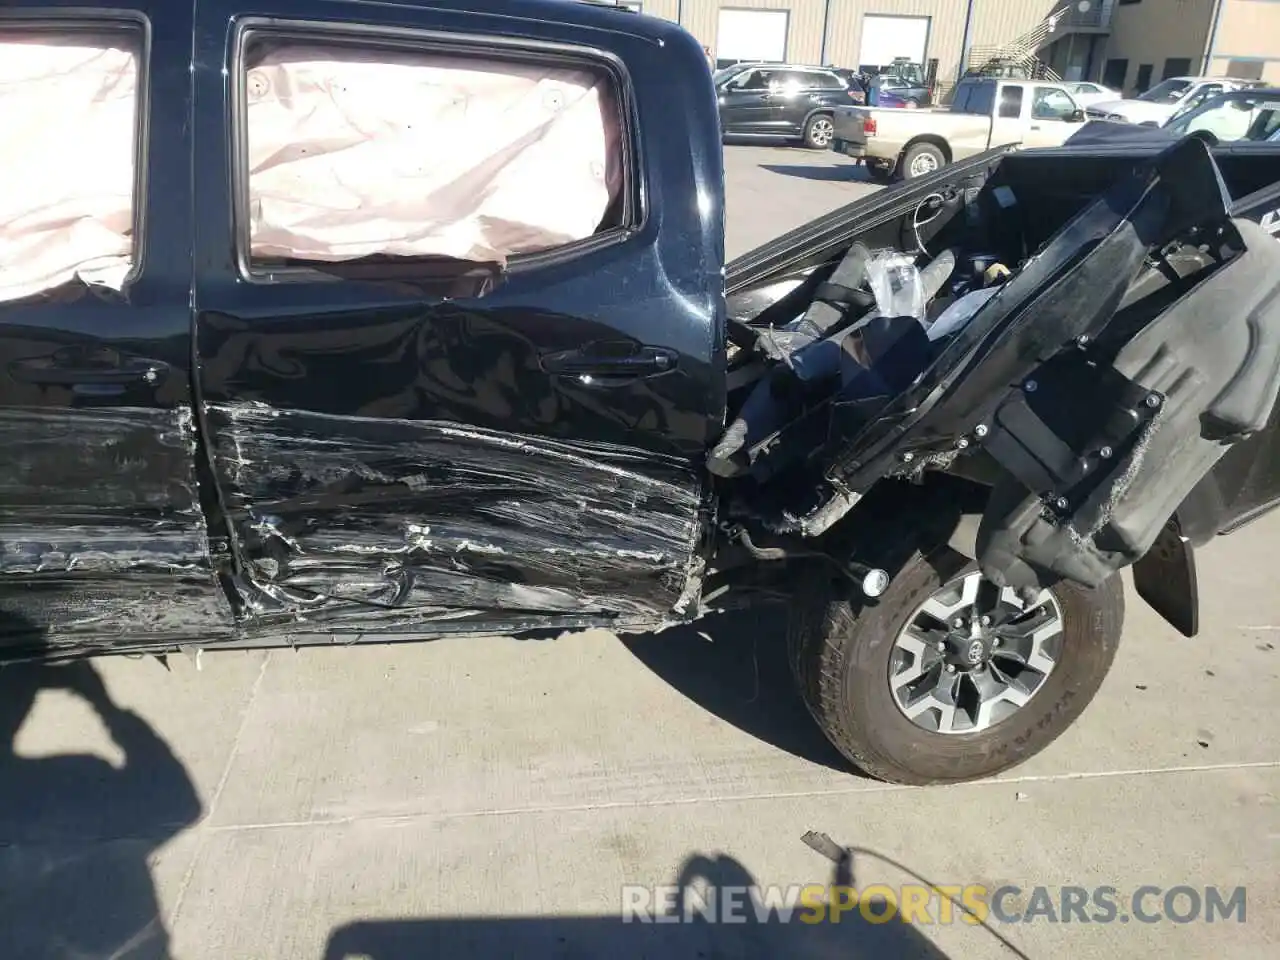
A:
[0,614,201,960]
[321,846,962,959]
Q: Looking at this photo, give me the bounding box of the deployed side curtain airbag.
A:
[244,45,624,266]
[0,35,137,304]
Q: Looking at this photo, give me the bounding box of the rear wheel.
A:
[901,141,946,179]
[788,548,1124,785]
[803,113,835,149]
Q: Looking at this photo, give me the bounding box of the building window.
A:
[1102,58,1128,90]
[1163,57,1192,80]
[234,31,629,278]
[1135,63,1153,93]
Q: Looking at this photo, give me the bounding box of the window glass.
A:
[775,71,830,91]
[1168,94,1280,142]
[739,69,776,90]
[1032,86,1077,120]
[1184,83,1222,110]
[239,38,626,270]
[964,82,995,116]
[0,24,143,304]
[998,85,1024,119]
[806,71,844,90]
[1137,77,1192,103]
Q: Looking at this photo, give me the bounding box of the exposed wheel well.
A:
[901,135,951,163]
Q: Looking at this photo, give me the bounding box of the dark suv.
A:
[715,63,864,148]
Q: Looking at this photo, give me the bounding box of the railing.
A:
[966,3,1111,82]
[1055,0,1115,31]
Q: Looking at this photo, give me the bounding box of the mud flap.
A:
[1131,519,1199,638]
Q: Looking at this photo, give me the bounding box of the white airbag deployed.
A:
[245,44,623,266]
[0,36,622,304]
[0,34,137,304]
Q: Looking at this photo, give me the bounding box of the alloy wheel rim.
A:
[887,572,1065,735]
[910,153,938,176]
[811,118,833,145]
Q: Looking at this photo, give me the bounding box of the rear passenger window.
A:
[965,82,996,116]
[235,31,630,276]
[998,86,1024,119]
[0,20,144,305]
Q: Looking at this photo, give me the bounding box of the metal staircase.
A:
[965,5,1070,82]
[965,0,1116,81]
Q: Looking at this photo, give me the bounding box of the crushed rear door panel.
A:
[205,401,702,631]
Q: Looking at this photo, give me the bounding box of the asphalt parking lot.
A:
[2,144,1278,960]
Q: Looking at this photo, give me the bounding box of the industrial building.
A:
[617,0,1280,93]
[1102,0,1280,92]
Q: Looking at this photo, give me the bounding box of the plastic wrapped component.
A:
[865,251,926,321]
[926,286,1002,341]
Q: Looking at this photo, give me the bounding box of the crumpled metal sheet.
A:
[0,406,233,657]
[207,402,705,631]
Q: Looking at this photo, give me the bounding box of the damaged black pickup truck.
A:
[4,0,1280,785]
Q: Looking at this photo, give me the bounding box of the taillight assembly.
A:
[863,115,877,136]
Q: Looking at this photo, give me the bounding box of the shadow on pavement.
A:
[761,163,876,183]
[620,606,855,774]
[321,845,962,960]
[0,613,201,960]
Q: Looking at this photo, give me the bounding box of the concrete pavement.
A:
[1,144,1277,960]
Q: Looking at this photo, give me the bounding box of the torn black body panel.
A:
[715,137,1280,598]
[979,216,1280,589]
[206,402,704,632]
[0,407,233,658]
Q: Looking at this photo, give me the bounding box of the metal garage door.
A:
[859,14,929,72]
[717,9,789,63]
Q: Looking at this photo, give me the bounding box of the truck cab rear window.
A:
[237,35,629,275]
[0,23,143,305]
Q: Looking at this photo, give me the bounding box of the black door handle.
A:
[9,351,169,387]
[540,342,678,384]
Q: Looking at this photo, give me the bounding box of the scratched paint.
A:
[0,406,233,657]
[205,402,705,631]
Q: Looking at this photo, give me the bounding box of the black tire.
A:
[864,161,896,183]
[900,141,946,180]
[802,113,835,150]
[788,548,1124,785]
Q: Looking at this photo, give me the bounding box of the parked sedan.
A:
[1087,76,1254,125]
[716,64,865,148]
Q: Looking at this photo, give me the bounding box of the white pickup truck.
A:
[831,77,1087,181]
